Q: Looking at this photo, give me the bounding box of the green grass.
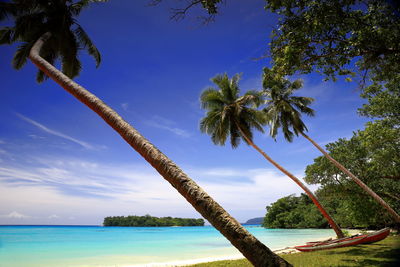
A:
[188,235,400,267]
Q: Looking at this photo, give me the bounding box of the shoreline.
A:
[123,230,361,267]
[122,241,327,267]
[121,247,299,267]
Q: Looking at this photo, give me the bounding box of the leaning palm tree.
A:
[262,67,400,223]
[200,73,345,238]
[0,1,291,266]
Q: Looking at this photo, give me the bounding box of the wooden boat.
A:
[295,228,390,252]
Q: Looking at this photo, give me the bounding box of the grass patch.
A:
[188,235,400,267]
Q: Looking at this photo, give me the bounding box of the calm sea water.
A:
[0,225,337,267]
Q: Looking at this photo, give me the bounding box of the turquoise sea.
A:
[0,225,338,267]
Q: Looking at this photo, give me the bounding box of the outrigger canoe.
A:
[294,228,390,252]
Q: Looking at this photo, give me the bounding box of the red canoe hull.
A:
[295,228,390,252]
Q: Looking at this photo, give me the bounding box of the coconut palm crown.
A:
[262,67,315,142]
[200,73,267,147]
[0,0,106,82]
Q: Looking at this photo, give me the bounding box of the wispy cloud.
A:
[0,211,30,219]
[17,113,96,150]
[0,152,316,224]
[121,103,129,111]
[145,115,191,138]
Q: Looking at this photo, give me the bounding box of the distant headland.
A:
[243,217,264,225]
[103,215,205,227]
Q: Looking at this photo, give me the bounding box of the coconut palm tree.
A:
[200,73,345,238]
[0,1,291,266]
[262,67,400,223]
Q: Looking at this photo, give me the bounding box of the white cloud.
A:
[0,211,30,219]
[0,154,318,224]
[48,214,59,219]
[17,113,97,150]
[145,115,191,138]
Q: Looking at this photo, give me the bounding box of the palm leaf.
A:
[12,41,34,69]
[56,29,81,79]
[70,0,108,15]
[74,24,101,67]
[0,27,14,44]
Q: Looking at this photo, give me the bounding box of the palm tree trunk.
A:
[236,125,344,238]
[29,32,291,267]
[300,132,400,223]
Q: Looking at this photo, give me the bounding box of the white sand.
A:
[120,247,302,267]
[107,230,361,267]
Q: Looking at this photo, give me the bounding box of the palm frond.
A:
[36,40,58,82]
[229,123,241,148]
[12,41,33,69]
[70,0,108,15]
[13,12,45,41]
[0,2,19,21]
[74,24,101,67]
[0,27,14,44]
[60,32,82,78]
[200,88,225,110]
[241,90,264,107]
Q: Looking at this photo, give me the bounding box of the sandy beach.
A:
[123,247,298,267]
[124,230,361,267]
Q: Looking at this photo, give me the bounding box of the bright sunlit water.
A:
[0,225,338,266]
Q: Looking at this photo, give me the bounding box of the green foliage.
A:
[199,73,267,148]
[304,120,400,228]
[0,0,107,82]
[103,214,205,227]
[262,67,315,142]
[265,0,400,81]
[262,193,328,229]
[358,73,400,125]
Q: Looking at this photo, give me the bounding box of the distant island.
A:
[103,215,205,227]
[243,217,264,225]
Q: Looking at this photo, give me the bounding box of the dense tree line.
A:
[103,215,205,227]
[263,194,328,229]
[264,120,399,230]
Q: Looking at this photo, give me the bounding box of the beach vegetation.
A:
[261,68,400,224]
[103,215,205,227]
[262,194,327,229]
[305,121,400,229]
[199,73,344,238]
[265,117,399,230]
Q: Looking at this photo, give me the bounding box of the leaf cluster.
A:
[262,67,315,142]
[0,0,107,82]
[262,193,328,228]
[265,0,400,84]
[200,73,267,148]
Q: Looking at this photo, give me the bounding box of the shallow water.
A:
[0,225,337,266]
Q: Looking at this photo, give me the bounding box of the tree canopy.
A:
[0,0,106,82]
[265,0,400,80]
[263,193,328,229]
[304,120,400,228]
[103,215,205,227]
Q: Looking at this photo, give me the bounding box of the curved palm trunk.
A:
[29,32,291,267]
[300,132,400,223]
[236,125,344,238]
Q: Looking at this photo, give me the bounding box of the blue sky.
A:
[0,0,369,225]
